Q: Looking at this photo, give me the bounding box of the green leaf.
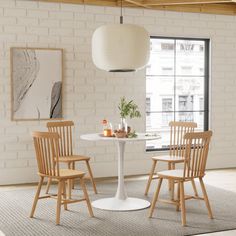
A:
[117,97,141,119]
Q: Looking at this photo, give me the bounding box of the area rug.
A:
[0,179,235,236]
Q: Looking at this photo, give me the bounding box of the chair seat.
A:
[57,169,85,179]
[58,155,90,163]
[39,169,85,179]
[152,155,185,163]
[157,169,187,180]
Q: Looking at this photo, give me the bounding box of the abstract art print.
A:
[11,48,63,120]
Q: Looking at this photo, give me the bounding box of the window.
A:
[162,67,173,71]
[162,66,173,75]
[199,67,204,73]
[181,66,192,74]
[146,37,209,151]
[161,43,174,51]
[179,95,193,110]
[199,45,204,52]
[162,98,173,126]
[162,98,173,111]
[199,97,204,115]
[180,41,194,51]
[178,95,194,122]
[146,97,151,116]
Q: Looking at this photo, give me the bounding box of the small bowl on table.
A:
[115,131,127,138]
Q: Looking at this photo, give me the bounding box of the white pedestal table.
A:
[80,133,160,211]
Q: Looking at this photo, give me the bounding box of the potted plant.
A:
[118,97,141,133]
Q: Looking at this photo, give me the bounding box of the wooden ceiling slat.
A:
[33,0,236,15]
[143,0,233,6]
[40,0,118,7]
[152,3,236,15]
[124,0,151,8]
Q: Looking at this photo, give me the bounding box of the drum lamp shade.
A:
[92,24,150,72]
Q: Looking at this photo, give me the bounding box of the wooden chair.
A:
[46,121,97,194]
[30,131,94,225]
[149,131,213,226]
[145,121,198,199]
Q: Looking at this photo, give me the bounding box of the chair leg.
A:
[168,163,171,191]
[79,177,94,217]
[191,179,199,197]
[62,181,68,211]
[144,159,157,196]
[56,181,63,225]
[72,162,75,189]
[170,163,175,200]
[180,181,186,226]
[199,177,213,219]
[67,179,72,199]
[85,160,97,194]
[67,162,75,192]
[45,177,52,194]
[30,176,44,218]
[176,181,180,211]
[149,178,163,218]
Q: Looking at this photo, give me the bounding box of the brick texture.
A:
[0,0,235,184]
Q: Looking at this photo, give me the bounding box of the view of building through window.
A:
[146,37,209,150]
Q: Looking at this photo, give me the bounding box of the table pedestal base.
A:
[92,197,150,211]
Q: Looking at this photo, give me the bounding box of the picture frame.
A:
[10,47,63,121]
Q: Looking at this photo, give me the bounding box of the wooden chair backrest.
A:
[32,131,60,177]
[183,131,212,179]
[47,121,74,157]
[169,121,197,157]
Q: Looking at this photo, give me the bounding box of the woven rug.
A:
[0,179,236,236]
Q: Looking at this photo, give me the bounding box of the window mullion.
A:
[174,39,177,121]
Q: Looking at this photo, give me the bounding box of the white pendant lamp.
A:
[92,0,150,72]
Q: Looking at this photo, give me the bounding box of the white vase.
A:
[119,118,127,132]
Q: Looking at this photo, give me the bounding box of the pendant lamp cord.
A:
[120,0,123,24]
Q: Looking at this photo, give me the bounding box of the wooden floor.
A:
[0,168,236,235]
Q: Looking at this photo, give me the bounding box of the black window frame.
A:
[146,36,210,152]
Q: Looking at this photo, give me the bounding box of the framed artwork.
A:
[11,47,63,121]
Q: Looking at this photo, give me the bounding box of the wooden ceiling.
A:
[39,0,236,15]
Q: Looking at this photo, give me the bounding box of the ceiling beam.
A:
[124,0,151,8]
[151,3,236,15]
[31,0,236,15]
[143,0,233,6]
[39,0,118,7]
[39,0,138,7]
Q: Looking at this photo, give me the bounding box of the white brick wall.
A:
[0,0,236,184]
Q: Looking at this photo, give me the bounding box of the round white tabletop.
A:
[80,132,161,211]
